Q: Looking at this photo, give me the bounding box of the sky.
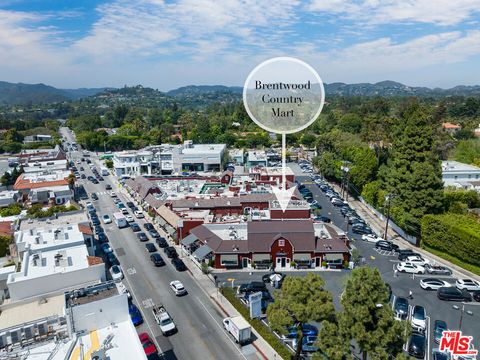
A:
[1,0,480,90]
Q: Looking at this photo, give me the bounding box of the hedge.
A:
[421,214,480,271]
[220,287,293,360]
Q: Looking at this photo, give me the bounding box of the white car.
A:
[404,255,430,266]
[134,210,144,218]
[411,305,426,332]
[169,280,187,296]
[455,279,480,291]
[396,262,425,274]
[109,265,123,282]
[102,214,112,224]
[125,214,134,222]
[419,278,452,290]
[109,191,117,198]
[362,234,383,243]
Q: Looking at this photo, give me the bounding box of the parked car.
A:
[411,305,426,332]
[171,258,187,271]
[125,214,134,222]
[109,265,123,282]
[144,223,154,231]
[145,243,156,253]
[314,216,331,223]
[102,214,112,224]
[352,224,373,235]
[138,332,156,356]
[91,192,98,200]
[404,255,429,266]
[398,252,422,261]
[455,279,480,291]
[130,223,141,232]
[101,243,113,254]
[393,297,409,320]
[109,191,117,197]
[107,252,119,266]
[397,262,425,274]
[432,350,450,360]
[237,281,267,295]
[150,253,165,266]
[376,241,399,252]
[437,287,472,302]
[164,246,178,258]
[169,280,187,296]
[126,201,135,208]
[129,303,143,326]
[433,320,447,344]
[137,232,148,242]
[424,264,452,276]
[473,290,480,302]
[420,278,451,290]
[285,323,318,339]
[408,331,426,359]
[134,210,144,218]
[156,237,168,248]
[97,233,108,243]
[362,234,383,243]
[149,229,161,238]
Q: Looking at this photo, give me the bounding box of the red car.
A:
[139,332,157,356]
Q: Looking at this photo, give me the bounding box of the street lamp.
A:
[452,304,474,331]
[384,194,395,241]
[341,164,350,200]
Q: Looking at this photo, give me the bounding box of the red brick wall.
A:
[270,209,311,219]
[178,219,205,240]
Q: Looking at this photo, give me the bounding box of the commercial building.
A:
[0,282,147,359]
[113,140,226,177]
[0,190,20,208]
[23,134,53,143]
[442,161,480,188]
[181,220,350,270]
[13,169,73,204]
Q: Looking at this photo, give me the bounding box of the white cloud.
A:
[307,0,480,25]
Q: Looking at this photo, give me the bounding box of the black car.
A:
[144,223,154,231]
[433,320,447,344]
[393,297,409,320]
[171,258,187,271]
[145,243,157,253]
[137,232,148,242]
[164,246,178,258]
[91,192,99,200]
[149,229,160,238]
[238,281,267,294]
[473,290,480,302]
[150,253,165,267]
[81,174,86,179]
[432,352,449,360]
[130,223,141,232]
[156,237,168,248]
[351,224,372,235]
[98,233,108,242]
[92,179,99,184]
[408,331,426,359]
[375,241,398,251]
[107,252,119,266]
[398,252,422,261]
[105,184,112,190]
[437,287,472,301]
[126,201,135,208]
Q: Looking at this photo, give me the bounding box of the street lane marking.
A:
[126,267,137,275]
[195,296,248,360]
[142,298,155,309]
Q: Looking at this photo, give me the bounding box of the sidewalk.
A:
[111,172,283,360]
[329,182,480,282]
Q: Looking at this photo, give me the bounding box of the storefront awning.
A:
[181,233,198,246]
[293,253,311,261]
[193,245,212,260]
[157,217,166,227]
[252,254,271,261]
[324,253,344,261]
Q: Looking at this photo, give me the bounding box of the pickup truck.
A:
[152,305,177,336]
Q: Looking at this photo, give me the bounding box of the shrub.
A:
[0,235,12,257]
[421,214,480,268]
[0,203,22,217]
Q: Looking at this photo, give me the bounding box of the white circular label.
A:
[243,57,325,134]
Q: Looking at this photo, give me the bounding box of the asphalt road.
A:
[288,163,480,356]
[61,128,261,360]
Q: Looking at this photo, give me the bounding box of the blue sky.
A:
[1,0,480,90]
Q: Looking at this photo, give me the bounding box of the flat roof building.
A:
[442,160,480,187]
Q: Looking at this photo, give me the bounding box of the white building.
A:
[113,140,226,177]
[7,245,104,301]
[246,150,268,168]
[442,161,480,188]
[0,190,20,208]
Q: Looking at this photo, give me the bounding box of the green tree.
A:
[315,320,351,360]
[339,267,409,360]
[384,103,444,235]
[267,273,335,360]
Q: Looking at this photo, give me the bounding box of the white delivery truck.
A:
[100,167,109,176]
[113,212,127,228]
[222,316,251,345]
[152,305,177,336]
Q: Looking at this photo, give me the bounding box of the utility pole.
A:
[384,194,394,241]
